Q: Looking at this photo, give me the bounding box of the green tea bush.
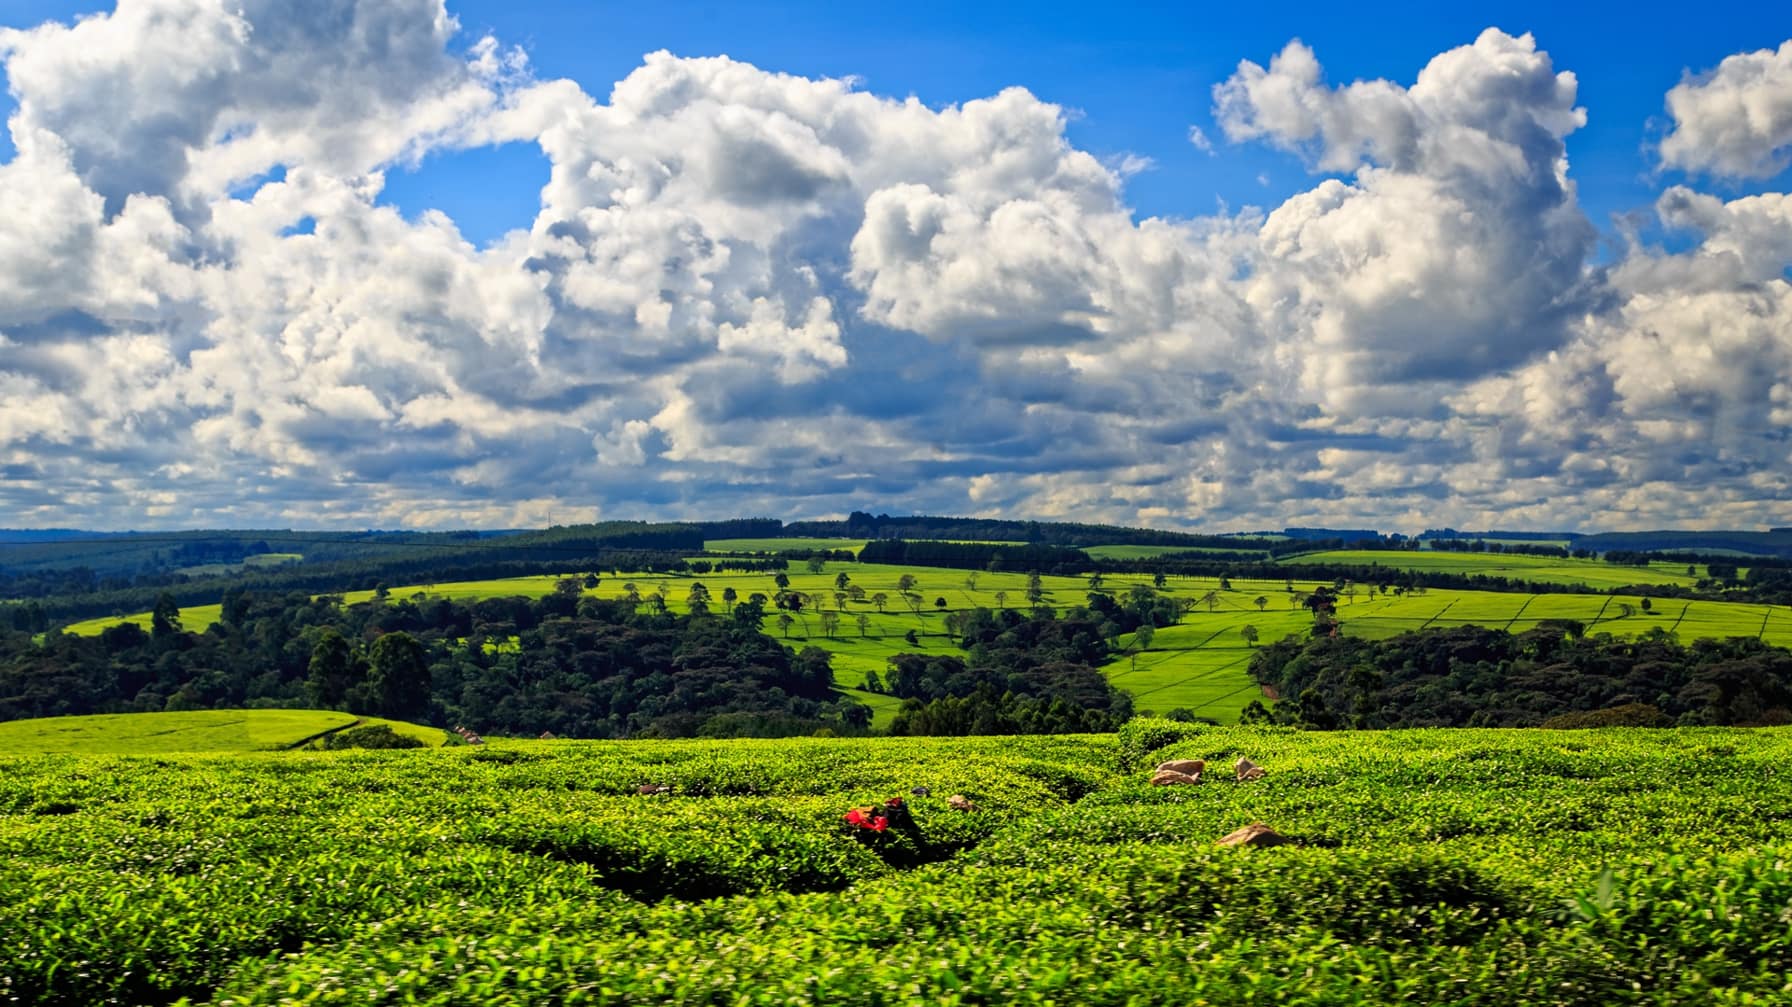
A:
[4,728,1792,1005]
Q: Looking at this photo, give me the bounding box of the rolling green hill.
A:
[0,710,445,755]
[57,559,1792,728]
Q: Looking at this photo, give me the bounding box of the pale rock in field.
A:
[1150,769,1202,786]
[1234,756,1266,781]
[1216,822,1290,847]
[1156,759,1206,777]
[946,793,976,811]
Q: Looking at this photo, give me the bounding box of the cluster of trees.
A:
[856,539,1092,573]
[1428,538,1572,558]
[1242,624,1792,730]
[860,608,1132,735]
[0,584,869,739]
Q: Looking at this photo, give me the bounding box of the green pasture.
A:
[1081,544,1268,560]
[1281,549,1707,588]
[0,709,444,755]
[54,561,1792,728]
[704,537,867,554]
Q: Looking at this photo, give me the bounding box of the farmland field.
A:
[0,709,445,755]
[1280,549,1706,588]
[4,724,1792,1004]
[1081,544,1268,559]
[58,562,1792,727]
[703,537,867,554]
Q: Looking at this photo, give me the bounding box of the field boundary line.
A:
[1503,595,1536,630]
[1667,602,1691,637]
[1588,594,1615,629]
[1418,600,1457,630]
[281,717,364,751]
[1759,606,1774,641]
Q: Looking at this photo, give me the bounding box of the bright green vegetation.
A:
[1281,549,1704,588]
[1082,544,1265,559]
[703,537,867,554]
[5,725,1792,1004]
[0,710,442,755]
[58,562,1792,728]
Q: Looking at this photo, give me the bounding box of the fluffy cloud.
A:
[1659,40,1792,179]
[0,3,1787,532]
[1219,30,1596,411]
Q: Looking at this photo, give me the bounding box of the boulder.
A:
[1234,756,1266,781]
[636,783,671,795]
[1216,822,1289,847]
[946,793,976,811]
[1156,759,1205,776]
[1150,769,1201,786]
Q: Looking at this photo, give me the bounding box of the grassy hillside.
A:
[1280,548,1707,587]
[58,560,1792,727]
[0,710,444,755]
[4,725,1791,1004]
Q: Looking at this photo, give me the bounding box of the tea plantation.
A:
[4,722,1792,1004]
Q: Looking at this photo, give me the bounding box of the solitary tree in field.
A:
[807,556,826,574]
[934,596,947,613]
[774,572,791,590]
[964,572,980,592]
[1202,591,1220,613]
[898,573,918,593]
[848,584,866,603]
[820,611,840,639]
[903,591,924,617]
[722,586,738,613]
[1640,597,1653,614]
[1240,624,1259,647]
[777,613,794,638]
[834,590,848,611]
[872,592,889,613]
[994,590,1008,609]
[1088,572,1105,590]
[687,582,712,617]
[623,583,640,610]
[856,613,871,637]
[1153,571,1167,588]
[1026,571,1044,608]
[1255,596,1268,612]
[835,571,852,592]
[1135,623,1156,652]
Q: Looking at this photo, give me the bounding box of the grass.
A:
[704,537,867,554]
[0,710,357,755]
[1081,544,1268,560]
[54,562,1792,728]
[1280,549,1707,588]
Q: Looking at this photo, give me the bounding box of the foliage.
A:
[3,729,1792,1004]
[1248,624,1792,728]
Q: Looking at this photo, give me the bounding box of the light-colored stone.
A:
[1216,822,1289,847]
[1150,769,1201,786]
[946,793,976,811]
[1234,756,1266,781]
[1156,759,1206,776]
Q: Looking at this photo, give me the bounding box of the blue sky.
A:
[10,0,1783,246]
[1,1,1790,531]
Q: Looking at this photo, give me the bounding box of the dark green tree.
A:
[367,631,431,720]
